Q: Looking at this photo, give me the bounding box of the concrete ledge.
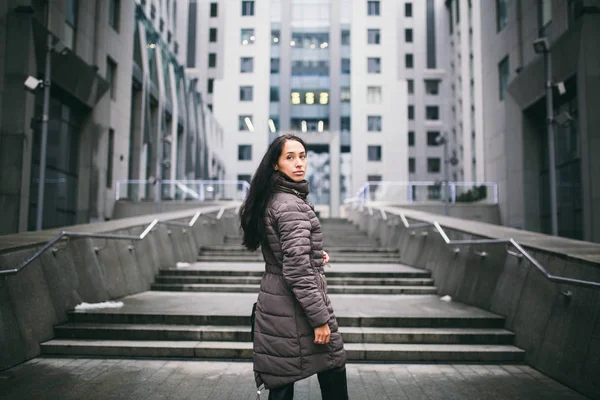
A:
[350,206,600,400]
[0,202,241,372]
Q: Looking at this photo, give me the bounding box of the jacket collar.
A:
[273,172,309,200]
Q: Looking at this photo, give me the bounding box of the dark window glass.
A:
[237,174,251,190]
[106,57,117,100]
[241,57,253,73]
[368,57,381,73]
[405,3,413,17]
[238,145,252,160]
[426,106,439,120]
[207,78,214,93]
[208,53,217,68]
[242,0,255,16]
[368,116,382,132]
[109,0,120,31]
[409,158,415,173]
[240,86,253,101]
[405,28,413,43]
[408,79,414,94]
[341,87,351,102]
[272,30,280,44]
[497,0,508,31]
[270,87,280,102]
[427,131,441,146]
[271,58,280,73]
[425,79,440,95]
[292,60,329,76]
[290,118,329,132]
[427,157,441,173]
[427,0,436,68]
[367,0,380,16]
[341,29,351,45]
[408,105,414,120]
[241,29,255,44]
[210,2,218,17]
[405,53,414,69]
[186,1,197,67]
[209,27,217,42]
[341,58,351,74]
[498,56,509,100]
[538,0,552,37]
[239,115,253,130]
[368,29,380,44]
[368,145,382,161]
[408,131,415,146]
[341,117,351,132]
[107,129,114,188]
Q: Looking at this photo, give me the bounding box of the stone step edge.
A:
[150,284,438,290]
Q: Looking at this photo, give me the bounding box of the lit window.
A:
[291,92,301,104]
[319,92,329,104]
[241,29,255,45]
[305,92,315,104]
[239,115,254,131]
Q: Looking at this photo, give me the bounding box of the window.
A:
[270,87,280,102]
[292,60,329,76]
[341,87,351,103]
[241,29,255,45]
[368,57,381,73]
[497,0,508,32]
[456,0,460,22]
[405,2,413,17]
[209,27,217,42]
[405,53,414,69]
[341,58,351,74]
[409,158,415,173]
[106,129,114,188]
[240,86,253,101]
[408,105,414,120]
[238,145,252,160]
[242,0,255,16]
[368,116,382,132]
[272,30,280,44]
[368,145,382,161]
[408,131,415,146]
[498,56,509,100]
[291,118,329,132]
[271,58,280,73]
[241,57,253,73]
[427,0,436,68]
[427,158,441,173]
[269,117,279,133]
[64,0,78,49]
[341,117,351,132]
[407,79,414,94]
[210,2,218,17]
[237,174,251,191]
[368,29,380,44]
[367,86,382,104]
[538,0,552,36]
[109,0,120,31]
[207,104,213,111]
[426,106,439,120]
[425,79,440,95]
[207,78,214,94]
[106,57,117,100]
[208,53,217,68]
[405,28,413,43]
[341,30,351,45]
[239,115,253,131]
[367,0,380,16]
[427,131,441,146]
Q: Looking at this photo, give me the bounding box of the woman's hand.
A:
[314,323,331,345]
[322,251,330,265]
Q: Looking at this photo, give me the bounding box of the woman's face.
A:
[274,140,307,182]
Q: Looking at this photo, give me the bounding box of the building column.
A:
[330,132,341,217]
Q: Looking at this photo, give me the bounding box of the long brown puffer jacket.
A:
[253,174,347,389]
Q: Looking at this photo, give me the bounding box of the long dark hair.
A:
[240,134,307,250]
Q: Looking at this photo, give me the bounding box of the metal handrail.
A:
[374,208,600,291]
[0,206,231,278]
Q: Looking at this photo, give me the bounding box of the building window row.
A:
[408,105,440,120]
[408,157,442,173]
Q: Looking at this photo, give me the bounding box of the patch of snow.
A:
[440,295,452,303]
[75,301,124,310]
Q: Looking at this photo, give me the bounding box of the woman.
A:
[240,135,348,400]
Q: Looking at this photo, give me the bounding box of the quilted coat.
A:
[253,173,347,389]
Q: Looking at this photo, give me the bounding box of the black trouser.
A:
[268,366,349,400]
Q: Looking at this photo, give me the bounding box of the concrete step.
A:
[198,249,399,257]
[150,283,438,295]
[53,323,516,345]
[154,276,435,286]
[160,269,432,279]
[40,340,525,362]
[199,246,397,254]
[66,312,505,329]
[196,255,401,263]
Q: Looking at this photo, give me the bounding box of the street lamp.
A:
[533,37,559,236]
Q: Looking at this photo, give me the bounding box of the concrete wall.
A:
[0,204,240,372]
[394,203,501,225]
[350,206,600,400]
[111,200,228,219]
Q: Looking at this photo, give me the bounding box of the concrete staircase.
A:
[41,218,525,363]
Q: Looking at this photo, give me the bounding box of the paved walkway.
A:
[0,358,588,399]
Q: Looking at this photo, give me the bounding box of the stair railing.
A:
[0,206,235,278]
[367,207,600,293]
